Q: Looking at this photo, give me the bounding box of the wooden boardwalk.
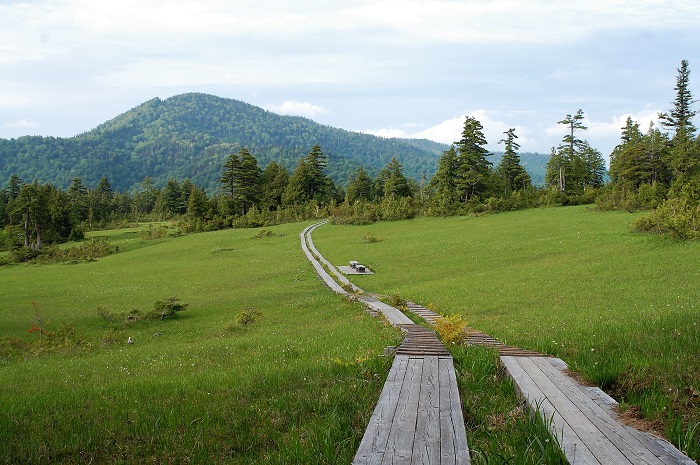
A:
[502,356,696,465]
[302,222,695,465]
[301,222,471,464]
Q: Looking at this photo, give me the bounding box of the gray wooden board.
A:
[501,356,600,465]
[518,356,635,464]
[360,298,414,326]
[440,356,471,464]
[353,355,471,465]
[354,355,410,465]
[532,357,683,465]
[382,357,423,464]
[412,356,441,464]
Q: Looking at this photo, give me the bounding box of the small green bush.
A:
[362,233,382,243]
[149,297,188,320]
[235,306,261,326]
[139,224,168,240]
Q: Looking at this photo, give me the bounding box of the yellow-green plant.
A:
[434,314,468,345]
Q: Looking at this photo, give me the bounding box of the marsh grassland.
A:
[313,205,700,459]
[0,222,400,464]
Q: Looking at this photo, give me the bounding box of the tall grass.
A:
[0,222,401,463]
[315,206,700,459]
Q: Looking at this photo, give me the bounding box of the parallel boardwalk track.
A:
[301,222,471,464]
[302,222,695,465]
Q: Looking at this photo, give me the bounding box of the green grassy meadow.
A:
[313,206,700,455]
[0,222,401,464]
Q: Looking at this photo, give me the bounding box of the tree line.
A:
[1,60,698,255]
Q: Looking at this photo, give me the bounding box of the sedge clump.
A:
[434,314,468,345]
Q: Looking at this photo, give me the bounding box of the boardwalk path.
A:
[301,222,470,464]
[301,222,696,465]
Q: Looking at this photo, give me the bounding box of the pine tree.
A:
[658,60,697,140]
[454,116,492,201]
[430,146,460,208]
[497,128,531,193]
[346,166,374,203]
[379,158,412,199]
[260,162,289,211]
[232,148,261,215]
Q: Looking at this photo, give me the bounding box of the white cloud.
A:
[4,118,38,129]
[266,101,327,119]
[364,110,541,152]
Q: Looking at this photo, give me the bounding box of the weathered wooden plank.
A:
[501,356,600,465]
[518,356,634,464]
[381,357,423,465]
[532,357,668,465]
[354,355,411,465]
[360,297,414,326]
[625,428,698,465]
[440,357,471,465]
[412,356,441,464]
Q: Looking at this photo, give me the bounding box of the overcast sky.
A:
[1,1,699,159]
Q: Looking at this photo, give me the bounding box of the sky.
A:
[1,1,699,160]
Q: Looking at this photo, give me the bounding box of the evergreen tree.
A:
[134,176,158,215]
[580,142,606,189]
[282,145,332,206]
[658,60,697,140]
[304,144,331,203]
[91,177,114,223]
[497,128,531,193]
[67,177,89,224]
[379,158,412,199]
[346,166,374,203]
[454,116,492,201]
[282,160,311,206]
[429,146,460,208]
[260,161,289,211]
[232,148,261,215]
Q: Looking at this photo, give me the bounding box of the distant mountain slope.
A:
[0,94,446,192]
[0,93,548,192]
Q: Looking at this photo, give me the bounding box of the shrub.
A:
[388,294,407,312]
[139,224,168,240]
[149,297,188,320]
[434,314,468,345]
[235,306,261,326]
[362,233,383,243]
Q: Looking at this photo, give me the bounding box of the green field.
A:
[0,222,401,464]
[2,207,699,463]
[313,206,700,454]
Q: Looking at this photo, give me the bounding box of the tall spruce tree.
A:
[497,128,531,193]
[454,116,492,201]
[658,60,699,180]
[430,146,460,208]
[346,166,374,203]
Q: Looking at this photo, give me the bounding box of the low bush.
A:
[434,314,468,345]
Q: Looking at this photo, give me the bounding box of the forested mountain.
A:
[0,93,547,192]
[0,94,443,192]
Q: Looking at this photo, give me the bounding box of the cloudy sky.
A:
[1,1,699,159]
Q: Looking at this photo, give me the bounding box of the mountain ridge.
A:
[0,93,547,192]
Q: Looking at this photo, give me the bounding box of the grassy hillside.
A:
[0,222,401,463]
[313,206,700,453]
